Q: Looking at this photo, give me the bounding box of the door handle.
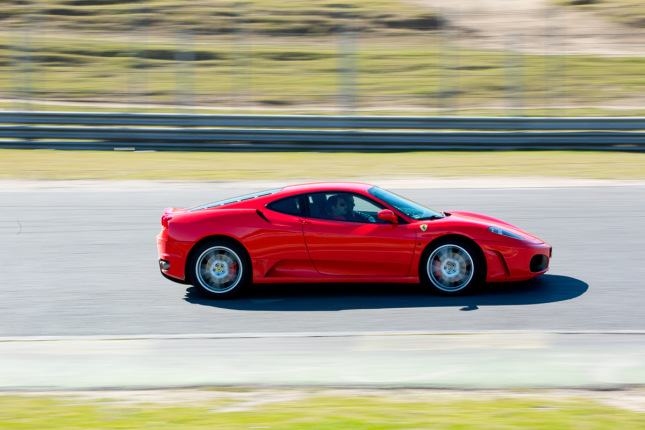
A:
[300,219,312,229]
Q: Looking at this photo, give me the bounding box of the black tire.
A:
[189,240,251,299]
[420,238,483,296]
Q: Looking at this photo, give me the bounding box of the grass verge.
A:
[0,391,643,429]
[1,149,645,181]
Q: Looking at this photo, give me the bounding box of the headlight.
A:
[488,226,525,240]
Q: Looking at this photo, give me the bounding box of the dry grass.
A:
[0,0,439,35]
[554,0,645,28]
[2,36,645,112]
[0,1,643,114]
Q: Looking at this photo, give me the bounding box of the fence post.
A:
[505,34,524,115]
[232,1,251,110]
[13,4,34,112]
[127,3,148,112]
[438,8,458,115]
[175,31,195,112]
[337,4,356,115]
[546,7,566,116]
[547,7,566,116]
[22,23,31,111]
[544,7,553,115]
[9,27,18,109]
[36,1,45,111]
[127,3,136,112]
[140,5,148,111]
[453,7,460,115]
[437,8,445,113]
[561,10,567,116]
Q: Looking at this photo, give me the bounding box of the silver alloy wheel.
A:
[427,244,474,292]
[195,246,243,294]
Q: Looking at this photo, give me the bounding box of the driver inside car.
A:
[343,194,376,223]
[326,194,348,220]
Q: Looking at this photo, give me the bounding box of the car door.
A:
[251,194,315,277]
[302,192,417,277]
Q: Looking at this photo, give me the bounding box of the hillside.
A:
[0,0,643,115]
[554,0,645,28]
[0,0,441,34]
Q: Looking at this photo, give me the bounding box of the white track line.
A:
[2,179,645,192]
[2,330,645,342]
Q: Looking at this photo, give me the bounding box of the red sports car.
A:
[158,182,551,298]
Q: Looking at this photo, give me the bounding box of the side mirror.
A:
[378,209,398,224]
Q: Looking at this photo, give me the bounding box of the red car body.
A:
[157,182,551,287]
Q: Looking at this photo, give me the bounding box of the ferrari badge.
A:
[420,224,427,232]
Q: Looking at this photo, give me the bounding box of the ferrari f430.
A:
[158,183,551,298]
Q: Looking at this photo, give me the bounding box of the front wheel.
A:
[189,240,251,299]
[421,239,483,295]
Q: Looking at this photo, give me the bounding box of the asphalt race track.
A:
[1,185,644,337]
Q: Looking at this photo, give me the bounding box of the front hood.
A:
[445,211,544,244]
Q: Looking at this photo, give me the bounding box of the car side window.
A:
[266,195,306,217]
[307,192,386,223]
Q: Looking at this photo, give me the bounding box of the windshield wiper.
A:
[416,215,444,221]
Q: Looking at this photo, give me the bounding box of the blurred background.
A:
[1,0,644,116]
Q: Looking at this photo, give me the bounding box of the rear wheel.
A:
[421,239,482,295]
[189,240,250,299]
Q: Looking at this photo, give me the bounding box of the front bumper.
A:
[477,239,552,282]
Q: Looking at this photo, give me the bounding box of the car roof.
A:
[281,182,373,195]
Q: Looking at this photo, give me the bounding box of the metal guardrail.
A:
[4,111,645,129]
[1,111,645,151]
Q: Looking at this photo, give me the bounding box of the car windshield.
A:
[187,188,283,212]
[368,186,444,220]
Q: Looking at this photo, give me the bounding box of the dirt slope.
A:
[409,0,645,55]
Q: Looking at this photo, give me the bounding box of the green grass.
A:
[0,392,643,429]
[2,149,645,180]
[554,0,645,28]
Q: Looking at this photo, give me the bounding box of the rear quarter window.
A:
[266,195,306,216]
[187,188,282,212]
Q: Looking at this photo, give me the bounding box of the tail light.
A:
[161,214,174,228]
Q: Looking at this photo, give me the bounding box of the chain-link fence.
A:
[1,1,644,116]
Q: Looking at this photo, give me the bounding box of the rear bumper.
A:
[159,266,191,285]
[477,239,552,282]
[157,233,193,282]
